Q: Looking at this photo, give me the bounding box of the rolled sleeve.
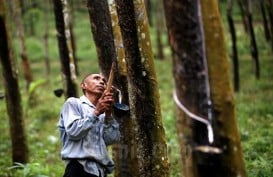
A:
[103,119,120,145]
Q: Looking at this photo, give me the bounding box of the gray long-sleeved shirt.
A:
[58,95,120,176]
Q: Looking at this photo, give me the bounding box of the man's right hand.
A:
[94,92,114,116]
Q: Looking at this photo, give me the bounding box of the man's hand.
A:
[94,92,114,116]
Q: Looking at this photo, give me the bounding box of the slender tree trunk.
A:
[260,0,271,41]
[266,0,273,51]
[246,0,260,79]
[11,0,33,89]
[29,1,37,36]
[156,28,164,60]
[19,0,25,14]
[43,0,50,77]
[115,0,169,176]
[237,0,249,33]
[62,0,78,81]
[155,0,165,60]
[52,0,78,98]
[0,0,29,163]
[69,3,79,76]
[69,22,79,76]
[227,0,240,92]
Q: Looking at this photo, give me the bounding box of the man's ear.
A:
[80,83,85,89]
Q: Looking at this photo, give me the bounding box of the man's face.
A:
[81,74,107,96]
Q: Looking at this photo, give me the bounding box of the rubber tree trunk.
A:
[163,0,247,176]
[260,0,271,41]
[52,0,78,98]
[201,0,247,176]
[163,0,215,176]
[86,1,134,176]
[246,0,260,79]
[86,0,115,75]
[109,2,138,177]
[144,0,152,26]
[237,0,249,33]
[0,0,29,163]
[227,0,240,92]
[155,0,165,60]
[266,0,273,51]
[10,0,33,89]
[28,1,37,36]
[68,2,79,76]
[115,0,169,176]
[43,0,50,77]
[62,0,78,79]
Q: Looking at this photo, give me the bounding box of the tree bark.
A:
[163,0,215,176]
[52,0,78,98]
[201,0,247,176]
[237,0,249,33]
[62,0,78,81]
[87,1,135,176]
[29,1,37,36]
[227,0,240,92]
[109,2,138,177]
[68,2,79,76]
[43,0,50,77]
[266,0,273,51]
[10,0,33,89]
[86,0,115,76]
[246,0,260,79]
[0,0,29,163]
[155,0,165,60]
[115,0,169,176]
[144,0,152,26]
[163,0,247,176]
[260,0,271,41]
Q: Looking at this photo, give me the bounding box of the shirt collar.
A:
[80,95,96,108]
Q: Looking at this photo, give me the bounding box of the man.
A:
[58,73,120,177]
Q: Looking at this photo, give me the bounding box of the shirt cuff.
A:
[104,116,114,124]
[87,114,99,123]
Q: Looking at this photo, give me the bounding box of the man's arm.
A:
[103,116,120,145]
[61,98,99,140]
